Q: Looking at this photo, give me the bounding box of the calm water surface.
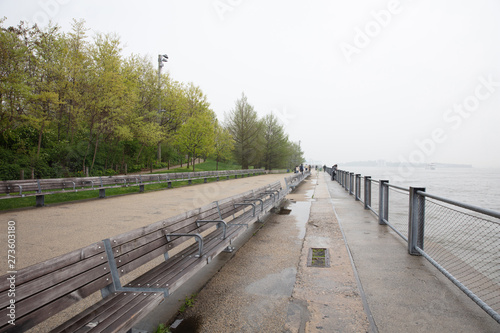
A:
[337,167,500,212]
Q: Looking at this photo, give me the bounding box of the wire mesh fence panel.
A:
[388,187,409,239]
[423,198,500,315]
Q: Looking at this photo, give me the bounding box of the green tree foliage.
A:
[259,113,289,170]
[224,94,304,170]
[0,18,304,180]
[225,93,261,169]
[0,19,217,180]
[175,112,216,171]
[212,121,234,171]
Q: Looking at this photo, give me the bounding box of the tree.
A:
[225,93,261,169]
[260,113,289,170]
[284,140,304,170]
[176,112,215,171]
[212,121,234,170]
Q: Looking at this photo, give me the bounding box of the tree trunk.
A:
[192,149,196,172]
[36,122,44,159]
[90,136,99,173]
[136,144,145,162]
[83,127,94,173]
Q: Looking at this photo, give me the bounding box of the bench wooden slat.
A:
[0,242,104,292]
[0,253,108,309]
[93,293,164,333]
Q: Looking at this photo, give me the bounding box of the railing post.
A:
[379,180,389,225]
[408,187,426,255]
[364,176,371,209]
[344,171,349,192]
[349,172,354,195]
[355,174,361,201]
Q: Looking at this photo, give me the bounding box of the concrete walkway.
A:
[327,173,499,332]
[3,170,499,332]
[161,170,369,332]
[150,171,499,333]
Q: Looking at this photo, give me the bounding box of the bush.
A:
[0,164,21,181]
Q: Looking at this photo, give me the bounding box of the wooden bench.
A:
[0,169,266,207]
[284,172,307,192]
[0,181,284,332]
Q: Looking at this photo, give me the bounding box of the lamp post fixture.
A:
[157,54,168,162]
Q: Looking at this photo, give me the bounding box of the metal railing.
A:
[325,168,500,324]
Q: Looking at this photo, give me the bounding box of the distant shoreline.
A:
[340,161,473,168]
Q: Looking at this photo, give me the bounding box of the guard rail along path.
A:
[0,169,265,207]
[0,173,309,333]
[325,167,500,325]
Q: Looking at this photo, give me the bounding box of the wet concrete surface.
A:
[142,171,500,333]
[287,173,370,333]
[326,173,499,332]
[150,171,370,332]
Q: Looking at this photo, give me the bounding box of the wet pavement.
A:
[327,173,499,332]
[143,171,370,332]
[138,171,500,333]
[6,170,499,332]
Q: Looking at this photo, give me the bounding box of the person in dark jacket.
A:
[331,164,337,181]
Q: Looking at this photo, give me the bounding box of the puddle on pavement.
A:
[284,200,311,240]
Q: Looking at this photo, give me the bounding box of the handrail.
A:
[417,191,500,220]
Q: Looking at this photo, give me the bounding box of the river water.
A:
[333,166,500,300]
[336,166,500,212]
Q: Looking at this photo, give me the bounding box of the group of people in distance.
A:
[293,164,337,178]
[322,164,337,181]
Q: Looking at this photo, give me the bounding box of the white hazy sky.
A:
[2,0,500,167]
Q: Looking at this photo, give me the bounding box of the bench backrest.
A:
[0,241,110,332]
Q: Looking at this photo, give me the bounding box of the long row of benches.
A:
[0,169,265,207]
[284,171,309,192]
[0,175,311,333]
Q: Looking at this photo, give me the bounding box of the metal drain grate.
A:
[307,248,330,267]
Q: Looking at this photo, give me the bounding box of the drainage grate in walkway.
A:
[307,248,330,267]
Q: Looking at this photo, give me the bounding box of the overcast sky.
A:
[2,0,499,167]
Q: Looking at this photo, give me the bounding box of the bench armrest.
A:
[196,220,227,240]
[102,239,169,297]
[234,203,256,216]
[165,233,204,257]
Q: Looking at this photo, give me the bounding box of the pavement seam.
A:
[329,193,379,333]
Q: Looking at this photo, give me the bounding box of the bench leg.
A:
[36,194,45,207]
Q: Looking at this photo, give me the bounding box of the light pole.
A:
[157,54,168,162]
